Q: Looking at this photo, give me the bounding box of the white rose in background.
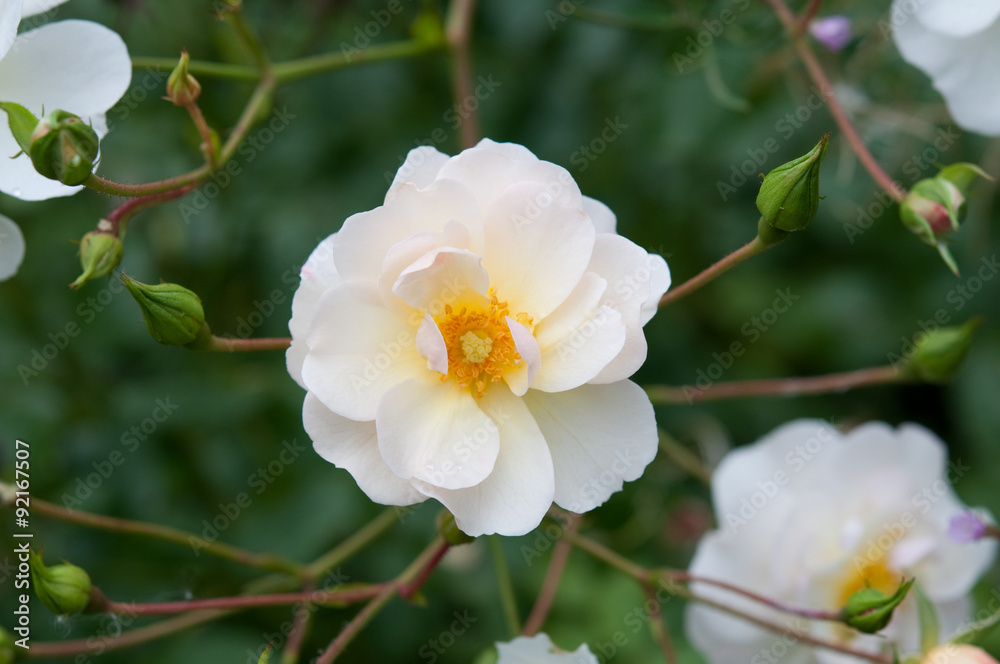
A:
[686,420,996,664]
[0,212,25,279]
[496,633,598,663]
[0,0,131,200]
[891,0,1000,136]
[288,139,669,537]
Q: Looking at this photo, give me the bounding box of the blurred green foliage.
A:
[1,0,999,662]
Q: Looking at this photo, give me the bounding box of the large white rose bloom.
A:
[287,139,670,536]
[0,0,132,280]
[686,420,996,664]
[496,633,598,664]
[891,0,1000,135]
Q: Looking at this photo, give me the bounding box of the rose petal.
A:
[914,0,1000,37]
[303,393,424,505]
[388,145,450,192]
[414,384,554,536]
[391,247,490,312]
[502,316,541,396]
[287,233,342,387]
[376,378,499,490]
[0,213,26,281]
[582,195,617,234]
[524,381,658,513]
[416,313,448,375]
[0,0,23,61]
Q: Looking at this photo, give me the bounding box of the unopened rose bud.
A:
[121,274,212,348]
[28,110,100,186]
[756,133,830,235]
[30,551,94,616]
[901,318,980,384]
[842,577,913,634]
[70,225,123,290]
[166,51,202,107]
[923,644,1000,664]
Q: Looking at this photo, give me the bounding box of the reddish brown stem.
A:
[106,185,196,231]
[208,336,292,352]
[102,585,385,616]
[523,515,579,636]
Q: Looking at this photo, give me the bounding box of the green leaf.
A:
[0,102,40,154]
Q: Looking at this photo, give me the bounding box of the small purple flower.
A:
[809,16,852,53]
[949,511,988,544]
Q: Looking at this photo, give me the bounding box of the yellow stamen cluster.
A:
[435,288,532,397]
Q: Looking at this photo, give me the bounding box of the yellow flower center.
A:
[435,288,532,397]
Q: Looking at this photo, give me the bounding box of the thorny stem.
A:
[646,365,904,404]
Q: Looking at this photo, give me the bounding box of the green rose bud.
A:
[842,577,914,634]
[28,110,100,186]
[900,318,981,384]
[166,50,202,107]
[436,510,475,546]
[70,225,123,290]
[756,132,830,234]
[900,163,993,275]
[121,274,212,348]
[256,645,271,664]
[30,551,94,616]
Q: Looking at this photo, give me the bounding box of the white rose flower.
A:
[496,633,598,664]
[0,213,25,280]
[891,0,1000,135]
[0,0,131,200]
[288,139,669,537]
[685,420,997,664]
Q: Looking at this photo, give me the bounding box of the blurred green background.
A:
[1,0,999,662]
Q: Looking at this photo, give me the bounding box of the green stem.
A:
[280,579,316,664]
[646,365,905,404]
[304,509,401,579]
[272,39,444,83]
[207,336,291,352]
[224,3,271,72]
[658,237,769,307]
[29,497,302,575]
[571,7,692,32]
[132,57,260,80]
[101,585,385,616]
[658,431,712,484]
[489,536,522,636]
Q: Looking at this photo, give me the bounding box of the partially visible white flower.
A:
[923,644,1000,664]
[496,633,597,664]
[0,213,25,280]
[685,420,997,664]
[288,139,670,537]
[0,0,132,200]
[892,0,1000,135]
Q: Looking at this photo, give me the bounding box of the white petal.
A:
[0,0,22,61]
[532,305,626,393]
[391,247,489,312]
[388,145,450,192]
[496,633,599,664]
[20,0,69,19]
[582,195,617,234]
[0,213,25,280]
[0,118,83,200]
[301,281,425,421]
[524,381,658,513]
[303,393,424,505]
[585,235,670,383]
[502,316,541,396]
[0,20,130,117]
[378,220,471,316]
[376,378,499,490]
[481,181,595,320]
[914,0,1000,37]
[416,313,448,375]
[287,233,343,388]
[438,140,583,213]
[894,10,1000,135]
[414,384,554,537]
[333,179,483,283]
